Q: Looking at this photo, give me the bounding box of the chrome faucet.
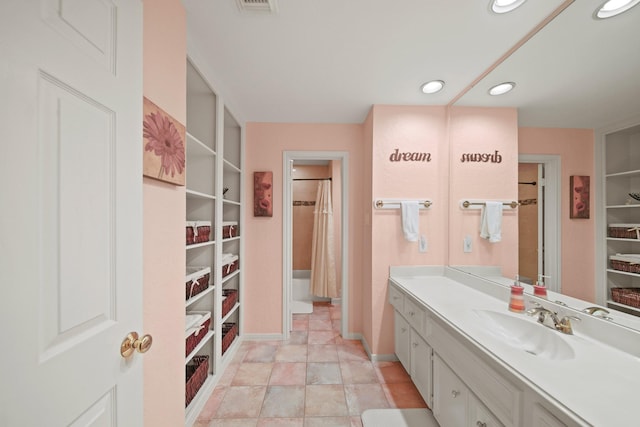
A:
[526,304,581,335]
[582,306,614,321]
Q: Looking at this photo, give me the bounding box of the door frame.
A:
[519,154,562,293]
[282,151,349,339]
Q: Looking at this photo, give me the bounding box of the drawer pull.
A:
[451,390,460,398]
[476,422,487,427]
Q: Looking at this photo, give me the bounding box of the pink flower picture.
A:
[142,97,186,185]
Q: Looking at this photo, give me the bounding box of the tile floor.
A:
[194,302,427,426]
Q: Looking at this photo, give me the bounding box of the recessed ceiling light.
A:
[420,80,445,94]
[594,0,640,19]
[488,82,516,96]
[490,0,527,14]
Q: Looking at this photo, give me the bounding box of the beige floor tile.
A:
[344,384,390,416]
[260,386,305,418]
[306,344,339,362]
[306,362,343,385]
[304,385,349,417]
[257,418,304,427]
[339,361,378,384]
[216,386,267,419]
[303,417,352,427]
[275,344,308,362]
[381,382,428,409]
[269,362,307,385]
[232,363,274,386]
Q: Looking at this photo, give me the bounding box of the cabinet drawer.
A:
[389,285,404,311]
[403,296,425,334]
[433,354,469,427]
[470,393,504,427]
[431,321,521,426]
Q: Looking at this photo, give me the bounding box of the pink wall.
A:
[142,0,186,424]
[519,127,595,301]
[244,123,364,335]
[369,105,450,354]
[448,107,519,278]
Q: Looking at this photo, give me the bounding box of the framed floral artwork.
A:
[142,97,186,186]
[254,171,273,217]
[570,175,590,219]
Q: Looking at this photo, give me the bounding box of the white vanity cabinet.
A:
[389,280,579,427]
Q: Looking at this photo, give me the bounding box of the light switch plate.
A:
[419,235,427,253]
[463,235,472,253]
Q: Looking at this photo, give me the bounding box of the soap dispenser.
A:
[509,275,525,313]
[534,274,549,299]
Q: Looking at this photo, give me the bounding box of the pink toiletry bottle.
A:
[533,274,548,299]
[509,275,525,313]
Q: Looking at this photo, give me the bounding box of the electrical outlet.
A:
[463,235,472,253]
[419,235,428,253]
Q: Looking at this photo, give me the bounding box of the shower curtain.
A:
[310,180,338,298]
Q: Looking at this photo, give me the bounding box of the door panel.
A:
[0,1,143,425]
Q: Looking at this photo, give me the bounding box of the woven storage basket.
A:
[608,224,640,239]
[186,221,211,245]
[222,322,238,355]
[611,288,640,308]
[222,254,239,278]
[222,221,239,239]
[610,254,640,274]
[185,355,209,407]
[185,267,210,301]
[222,289,238,318]
[185,311,211,357]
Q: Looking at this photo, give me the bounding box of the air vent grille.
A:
[236,0,278,13]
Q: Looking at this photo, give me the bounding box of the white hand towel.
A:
[400,201,420,242]
[480,201,503,243]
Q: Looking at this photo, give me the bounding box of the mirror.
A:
[449,0,640,331]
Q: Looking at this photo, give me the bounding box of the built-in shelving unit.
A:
[185,59,244,425]
[600,123,640,317]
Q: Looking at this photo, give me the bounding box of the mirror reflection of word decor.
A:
[570,175,590,219]
[142,97,186,186]
[254,171,273,217]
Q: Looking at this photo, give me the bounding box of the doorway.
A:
[518,155,562,292]
[282,151,349,340]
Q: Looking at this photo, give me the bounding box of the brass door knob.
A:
[120,332,153,358]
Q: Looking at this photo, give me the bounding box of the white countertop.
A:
[389,268,640,426]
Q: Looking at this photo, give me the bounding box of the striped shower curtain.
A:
[310,180,338,298]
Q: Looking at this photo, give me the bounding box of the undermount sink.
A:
[473,309,575,360]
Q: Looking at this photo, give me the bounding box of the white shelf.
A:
[222,236,241,243]
[185,330,214,364]
[186,189,216,200]
[606,204,640,209]
[607,268,640,278]
[607,300,640,315]
[222,269,240,284]
[186,285,215,308]
[222,302,240,323]
[223,199,241,207]
[187,132,216,157]
[607,238,640,243]
[223,158,241,173]
[605,169,640,179]
[186,240,216,250]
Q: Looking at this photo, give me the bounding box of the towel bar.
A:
[374,199,432,209]
[460,200,519,209]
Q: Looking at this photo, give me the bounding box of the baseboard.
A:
[359,334,398,362]
[241,333,284,341]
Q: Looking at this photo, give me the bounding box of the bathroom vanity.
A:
[389,266,639,427]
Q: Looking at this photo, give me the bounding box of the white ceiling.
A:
[184,0,640,129]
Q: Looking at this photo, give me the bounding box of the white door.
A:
[0,1,144,426]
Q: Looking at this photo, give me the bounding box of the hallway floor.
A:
[194,302,427,426]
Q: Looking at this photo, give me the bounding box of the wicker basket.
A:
[185,267,210,301]
[222,289,238,318]
[608,224,640,240]
[610,254,640,274]
[186,221,211,245]
[222,322,238,355]
[222,221,239,239]
[222,254,239,278]
[611,288,640,308]
[185,355,209,407]
[185,312,211,357]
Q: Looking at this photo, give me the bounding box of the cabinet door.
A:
[410,329,433,407]
[529,403,567,427]
[433,354,468,427]
[469,393,504,427]
[394,311,411,372]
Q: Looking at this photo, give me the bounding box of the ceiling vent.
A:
[236,0,278,13]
